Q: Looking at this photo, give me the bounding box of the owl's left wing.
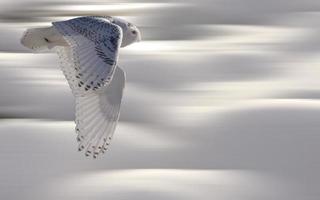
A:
[52,17,126,158]
[75,67,125,158]
[52,16,122,96]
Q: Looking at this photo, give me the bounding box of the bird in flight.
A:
[20,16,141,158]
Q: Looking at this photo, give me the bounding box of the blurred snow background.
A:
[0,0,320,199]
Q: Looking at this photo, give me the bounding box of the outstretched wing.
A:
[52,17,126,158]
[52,16,122,96]
[75,67,125,158]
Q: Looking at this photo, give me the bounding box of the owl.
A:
[21,16,142,158]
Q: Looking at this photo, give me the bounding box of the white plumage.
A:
[20,16,141,158]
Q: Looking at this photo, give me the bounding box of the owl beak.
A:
[136,28,142,42]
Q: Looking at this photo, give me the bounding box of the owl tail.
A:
[20,27,57,52]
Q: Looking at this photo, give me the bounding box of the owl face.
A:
[111,17,141,47]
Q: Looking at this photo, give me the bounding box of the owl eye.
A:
[132,30,137,35]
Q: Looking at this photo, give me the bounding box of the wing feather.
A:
[76,67,125,158]
[52,16,122,96]
[52,17,125,158]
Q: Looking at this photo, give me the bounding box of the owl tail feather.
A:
[21,28,50,51]
[20,27,57,52]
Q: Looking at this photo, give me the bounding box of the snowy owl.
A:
[20,16,141,158]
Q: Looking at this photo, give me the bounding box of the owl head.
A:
[109,17,141,47]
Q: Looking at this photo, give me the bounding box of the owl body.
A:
[21,16,141,51]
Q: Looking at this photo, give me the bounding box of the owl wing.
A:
[52,17,126,158]
[52,16,122,96]
[75,67,125,158]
